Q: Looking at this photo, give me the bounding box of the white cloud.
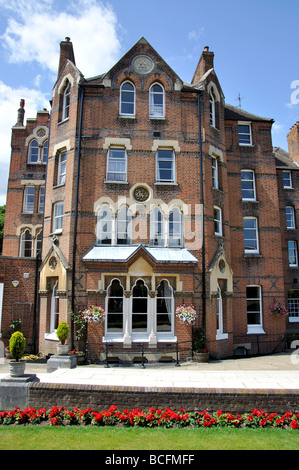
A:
[0,81,50,205]
[0,0,122,78]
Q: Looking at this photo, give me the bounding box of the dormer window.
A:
[120,82,135,116]
[149,83,165,118]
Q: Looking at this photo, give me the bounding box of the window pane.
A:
[24,186,35,213]
[29,140,39,163]
[246,286,261,325]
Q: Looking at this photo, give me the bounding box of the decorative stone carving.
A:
[133,186,150,202]
[132,55,154,75]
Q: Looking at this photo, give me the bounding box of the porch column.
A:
[149,290,157,347]
[123,291,132,347]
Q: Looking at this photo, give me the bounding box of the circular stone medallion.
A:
[133,186,150,202]
[132,55,154,75]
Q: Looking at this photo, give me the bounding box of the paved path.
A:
[2,351,299,390]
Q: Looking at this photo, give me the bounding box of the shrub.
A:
[9,331,26,361]
[56,322,69,344]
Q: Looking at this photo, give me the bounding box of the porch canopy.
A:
[82,245,198,263]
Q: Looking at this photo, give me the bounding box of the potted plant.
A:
[68,349,85,365]
[9,331,26,377]
[175,304,197,326]
[192,328,209,362]
[56,321,70,355]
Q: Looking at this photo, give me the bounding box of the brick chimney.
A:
[191,46,214,85]
[15,99,25,126]
[58,37,76,77]
[287,122,299,165]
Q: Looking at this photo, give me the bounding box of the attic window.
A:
[238,122,252,146]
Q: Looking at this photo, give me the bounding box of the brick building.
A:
[1,37,297,361]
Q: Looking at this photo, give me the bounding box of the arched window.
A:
[28,139,39,163]
[132,280,148,333]
[216,285,223,334]
[209,90,216,127]
[150,207,164,246]
[50,281,59,332]
[106,279,124,333]
[149,83,165,118]
[117,206,131,245]
[120,81,135,116]
[42,140,48,163]
[35,229,43,255]
[156,280,173,333]
[169,208,183,247]
[20,229,32,257]
[62,82,71,120]
[97,205,113,244]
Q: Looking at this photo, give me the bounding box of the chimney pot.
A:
[204,46,209,52]
[65,37,70,42]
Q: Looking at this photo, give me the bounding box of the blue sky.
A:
[0,0,298,205]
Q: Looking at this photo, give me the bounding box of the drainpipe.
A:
[197,91,206,332]
[32,107,51,354]
[71,84,85,349]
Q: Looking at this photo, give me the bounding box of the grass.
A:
[0,426,299,450]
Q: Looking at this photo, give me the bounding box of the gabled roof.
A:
[225,103,274,123]
[274,147,299,169]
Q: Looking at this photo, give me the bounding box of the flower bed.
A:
[0,406,299,429]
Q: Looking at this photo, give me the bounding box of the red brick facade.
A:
[1,37,297,360]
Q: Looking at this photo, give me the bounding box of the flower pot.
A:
[193,352,209,363]
[75,354,85,365]
[9,359,26,377]
[57,344,70,356]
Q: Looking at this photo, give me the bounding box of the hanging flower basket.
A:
[269,302,288,317]
[175,304,197,325]
[82,305,106,324]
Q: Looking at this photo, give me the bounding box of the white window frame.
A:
[150,207,164,246]
[243,217,259,254]
[241,170,256,201]
[286,206,296,229]
[23,186,35,213]
[28,139,39,163]
[131,279,149,340]
[156,149,175,183]
[156,280,174,338]
[106,147,127,182]
[120,81,135,116]
[214,206,222,236]
[105,279,124,337]
[53,202,63,233]
[116,206,132,245]
[62,82,71,121]
[288,290,299,322]
[212,157,218,189]
[168,207,183,247]
[42,140,48,163]
[216,284,228,340]
[283,170,292,189]
[20,229,33,257]
[149,83,165,118]
[57,152,67,186]
[50,281,59,333]
[246,285,264,334]
[35,229,43,256]
[38,186,45,213]
[97,204,113,245]
[288,240,298,267]
[209,91,216,127]
[238,121,252,146]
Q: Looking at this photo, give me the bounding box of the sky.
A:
[0,0,298,205]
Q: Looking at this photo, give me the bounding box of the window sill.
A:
[53,183,65,189]
[244,253,262,258]
[239,143,254,147]
[289,317,299,322]
[104,180,129,185]
[154,182,178,186]
[247,326,265,335]
[149,116,166,120]
[44,331,59,341]
[50,229,62,236]
[216,332,228,340]
[58,118,69,125]
[119,115,136,119]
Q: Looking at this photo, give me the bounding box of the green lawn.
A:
[0,426,298,450]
